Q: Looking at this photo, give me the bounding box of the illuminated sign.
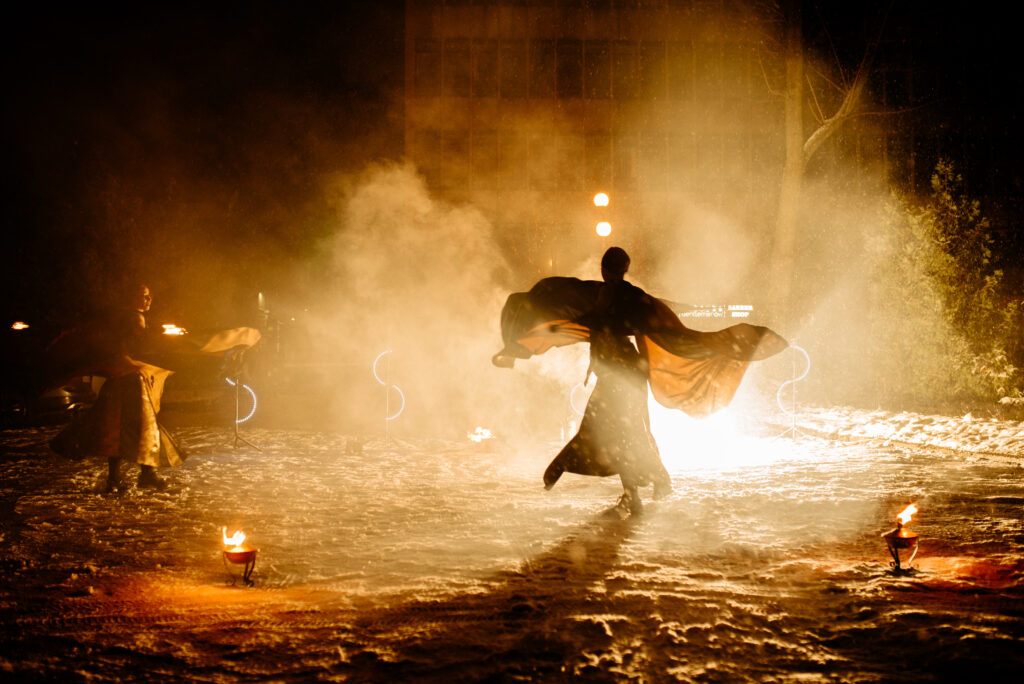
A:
[680,305,754,319]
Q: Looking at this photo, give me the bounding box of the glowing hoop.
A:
[225,377,258,423]
[372,350,406,421]
[569,382,589,417]
[776,345,810,417]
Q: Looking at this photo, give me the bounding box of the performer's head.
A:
[601,247,630,282]
[130,283,152,313]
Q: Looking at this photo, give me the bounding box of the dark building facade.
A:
[404,0,795,277]
[402,1,995,282]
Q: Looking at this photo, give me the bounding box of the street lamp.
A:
[593,192,609,207]
[596,221,612,237]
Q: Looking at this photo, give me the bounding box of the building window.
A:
[557,134,585,190]
[585,133,612,189]
[695,40,724,95]
[530,40,556,99]
[414,39,442,97]
[613,41,638,99]
[667,40,694,100]
[529,133,557,190]
[500,40,528,98]
[444,39,472,97]
[640,131,667,190]
[501,134,529,189]
[443,130,470,192]
[473,39,499,98]
[556,39,583,98]
[413,129,443,183]
[614,133,637,188]
[639,41,666,99]
[471,130,499,190]
[584,40,611,99]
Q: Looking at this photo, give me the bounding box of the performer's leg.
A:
[640,419,672,499]
[137,465,166,490]
[105,458,123,493]
[615,482,643,517]
[615,467,644,516]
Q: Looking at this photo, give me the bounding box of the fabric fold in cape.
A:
[494,276,788,418]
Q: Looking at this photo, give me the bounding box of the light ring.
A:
[386,385,406,421]
[225,377,258,423]
[776,345,810,417]
[372,350,391,385]
[373,350,406,421]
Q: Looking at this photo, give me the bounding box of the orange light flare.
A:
[648,395,807,471]
[896,503,918,527]
[222,527,249,552]
[162,323,187,336]
[593,192,609,207]
[596,221,612,237]
[468,426,494,443]
[11,321,30,331]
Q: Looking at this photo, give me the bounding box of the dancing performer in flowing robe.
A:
[494,247,788,516]
[48,284,184,492]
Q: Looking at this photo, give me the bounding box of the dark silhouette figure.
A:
[543,248,670,516]
[494,246,788,517]
[48,283,184,492]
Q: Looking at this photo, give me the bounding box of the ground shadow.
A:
[334,510,639,681]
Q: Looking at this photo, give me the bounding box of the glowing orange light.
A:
[468,426,493,442]
[596,221,612,237]
[896,504,918,526]
[222,527,248,551]
[593,192,609,207]
[162,323,187,336]
[221,526,258,583]
[10,321,29,331]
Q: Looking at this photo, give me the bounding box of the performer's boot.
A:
[137,465,167,491]
[615,486,643,517]
[105,458,123,493]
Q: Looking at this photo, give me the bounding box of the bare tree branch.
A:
[757,48,784,98]
[805,73,826,124]
[802,1,893,166]
[811,0,850,89]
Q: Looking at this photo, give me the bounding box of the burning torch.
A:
[883,504,919,573]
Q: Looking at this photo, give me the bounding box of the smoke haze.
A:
[5,2,1008,437]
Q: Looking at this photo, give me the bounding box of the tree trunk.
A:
[769,0,803,330]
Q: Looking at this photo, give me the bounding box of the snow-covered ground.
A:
[1,406,1023,682]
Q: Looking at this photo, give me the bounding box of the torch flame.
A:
[222,526,246,549]
[896,503,918,526]
[468,426,493,443]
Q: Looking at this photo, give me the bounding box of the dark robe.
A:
[46,310,185,467]
[495,277,788,487]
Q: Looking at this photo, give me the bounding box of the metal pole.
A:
[384,353,391,446]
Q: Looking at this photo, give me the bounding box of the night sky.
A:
[2,2,405,329]
[2,1,1021,331]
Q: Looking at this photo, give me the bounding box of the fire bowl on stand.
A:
[223,546,258,585]
[221,527,258,586]
[883,504,919,574]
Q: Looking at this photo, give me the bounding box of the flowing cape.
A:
[494,277,788,418]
